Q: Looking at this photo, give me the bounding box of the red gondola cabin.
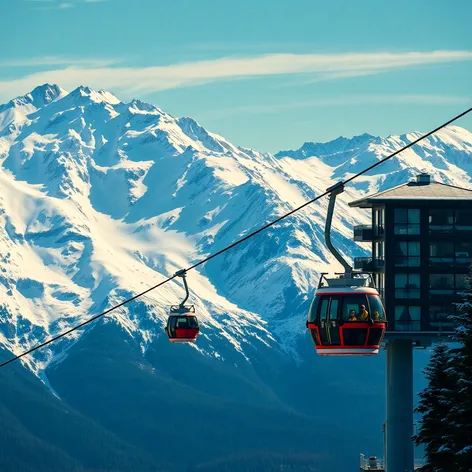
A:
[306,273,386,356]
[166,306,200,343]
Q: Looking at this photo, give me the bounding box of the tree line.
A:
[414,271,472,472]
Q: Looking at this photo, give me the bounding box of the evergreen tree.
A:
[449,270,472,471]
[414,342,458,472]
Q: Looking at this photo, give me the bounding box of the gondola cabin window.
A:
[342,295,368,321]
[308,297,320,323]
[368,295,386,321]
[310,293,385,323]
[320,298,329,321]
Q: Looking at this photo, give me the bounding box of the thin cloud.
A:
[198,95,469,120]
[32,3,73,9]
[0,51,471,100]
[0,57,120,68]
[28,1,73,8]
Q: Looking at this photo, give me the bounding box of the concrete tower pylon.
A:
[385,339,414,472]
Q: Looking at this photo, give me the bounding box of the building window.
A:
[430,242,454,265]
[394,305,421,331]
[375,209,385,237]
[429,209,472,232]
[430,274,468,296]
[375,241,384,259]
[456,274,468,291]
[455,242,472,265]
[395,273,421,299]
[455,210,472,231]
[376,273,385,299]
[394,209,420,235]
[395,241,420,267]
[429,305,456,330]
[430,242,472,266]
[429,209,454,233]
[375,241,385,268]
[429,274,454,294]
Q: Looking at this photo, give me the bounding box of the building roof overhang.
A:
[349,180,472,209]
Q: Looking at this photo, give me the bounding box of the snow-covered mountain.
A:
[1,84,471,368]
[0,84,471,472]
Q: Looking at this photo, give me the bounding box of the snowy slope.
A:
[1,84,472,374]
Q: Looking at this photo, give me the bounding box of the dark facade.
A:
[349,174,472,337]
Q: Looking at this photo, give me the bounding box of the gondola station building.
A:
[349,173,472,472]
[349,172,472,339]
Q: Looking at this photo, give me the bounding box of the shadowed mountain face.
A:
[0,84,470,471]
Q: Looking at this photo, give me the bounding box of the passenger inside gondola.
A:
[368,295,386,321]
[359,305,369,321]
[344,298,366,322]
[348,310,358,321]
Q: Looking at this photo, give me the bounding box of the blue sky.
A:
[1,0,472,152]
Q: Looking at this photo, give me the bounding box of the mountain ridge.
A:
[0,84,471,471]
[1,83,472,369]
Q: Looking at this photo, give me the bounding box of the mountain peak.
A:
[29,83,66,106]
[0,82,472,379]
[0,83,66,112]
[275,132,377,160]
[68,85,121,105]
[127,98,162,115]
[72,85,94,96]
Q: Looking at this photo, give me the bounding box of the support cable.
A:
[1,106,471,369]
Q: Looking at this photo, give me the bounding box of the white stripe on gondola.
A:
[316,348,379,355]
[316,347,379,356]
